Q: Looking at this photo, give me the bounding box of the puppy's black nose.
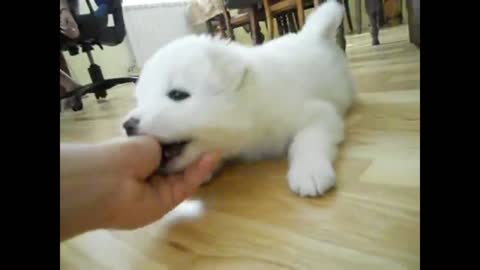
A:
[123,118,140,136]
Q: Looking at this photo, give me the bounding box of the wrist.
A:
[60,173,114,241]
[60,143,121,240]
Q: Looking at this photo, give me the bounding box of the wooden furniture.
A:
[205,15,228,38]
[207,1,266,45]
[223,6,266,44]
[274,0,352,37]
[273,11,299,35]
[262,0,305,39]
[217,0,348,50]
[384,0,402,25]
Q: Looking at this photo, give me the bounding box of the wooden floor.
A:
[60,25,420,270]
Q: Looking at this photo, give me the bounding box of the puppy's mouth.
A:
[159,140,191,169]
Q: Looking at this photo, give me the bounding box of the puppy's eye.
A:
[167,89,190,101]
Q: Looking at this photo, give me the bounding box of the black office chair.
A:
[60,0,138,111]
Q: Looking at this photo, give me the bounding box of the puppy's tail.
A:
[299,0,345,42]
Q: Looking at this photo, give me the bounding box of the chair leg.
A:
[206,19,214,35]
[295,0,305,29]
[262,0,275,39]
[247,7,262,45]
[287,12,297,33]
[293,11,299,30]
[220,8,235,40]
[222,18,234,40]
[275,17,280,36]
[218,17,232,40]
[276,16,286,36]
[267,16,274,39]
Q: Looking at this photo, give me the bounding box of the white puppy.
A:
[123,1,355,197]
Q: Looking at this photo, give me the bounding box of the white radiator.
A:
[122,0,208,68]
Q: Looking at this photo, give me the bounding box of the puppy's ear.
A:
[208,46,247,92]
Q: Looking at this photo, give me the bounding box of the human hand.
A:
[60,136,221,240]
[60,8,79,39]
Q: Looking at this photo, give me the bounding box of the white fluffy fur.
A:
[124,1,355,197]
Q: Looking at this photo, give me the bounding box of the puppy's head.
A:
[123,35,250,173]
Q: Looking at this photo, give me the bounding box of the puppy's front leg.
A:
[287,102,345,197]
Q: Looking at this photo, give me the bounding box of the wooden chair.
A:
[262,0,305,39]
[206,2,266,45]
[275,12,299,35]
[224,6,266,43]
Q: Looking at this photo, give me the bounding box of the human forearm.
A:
[60,143,116,240]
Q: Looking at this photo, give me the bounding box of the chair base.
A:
[60,76,138,111]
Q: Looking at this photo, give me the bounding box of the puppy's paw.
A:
[287,160,336,197]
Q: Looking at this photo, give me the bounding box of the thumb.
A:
[107,136,162,179]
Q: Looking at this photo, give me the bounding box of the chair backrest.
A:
[92,0,126,46]
[67,0,125,47]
